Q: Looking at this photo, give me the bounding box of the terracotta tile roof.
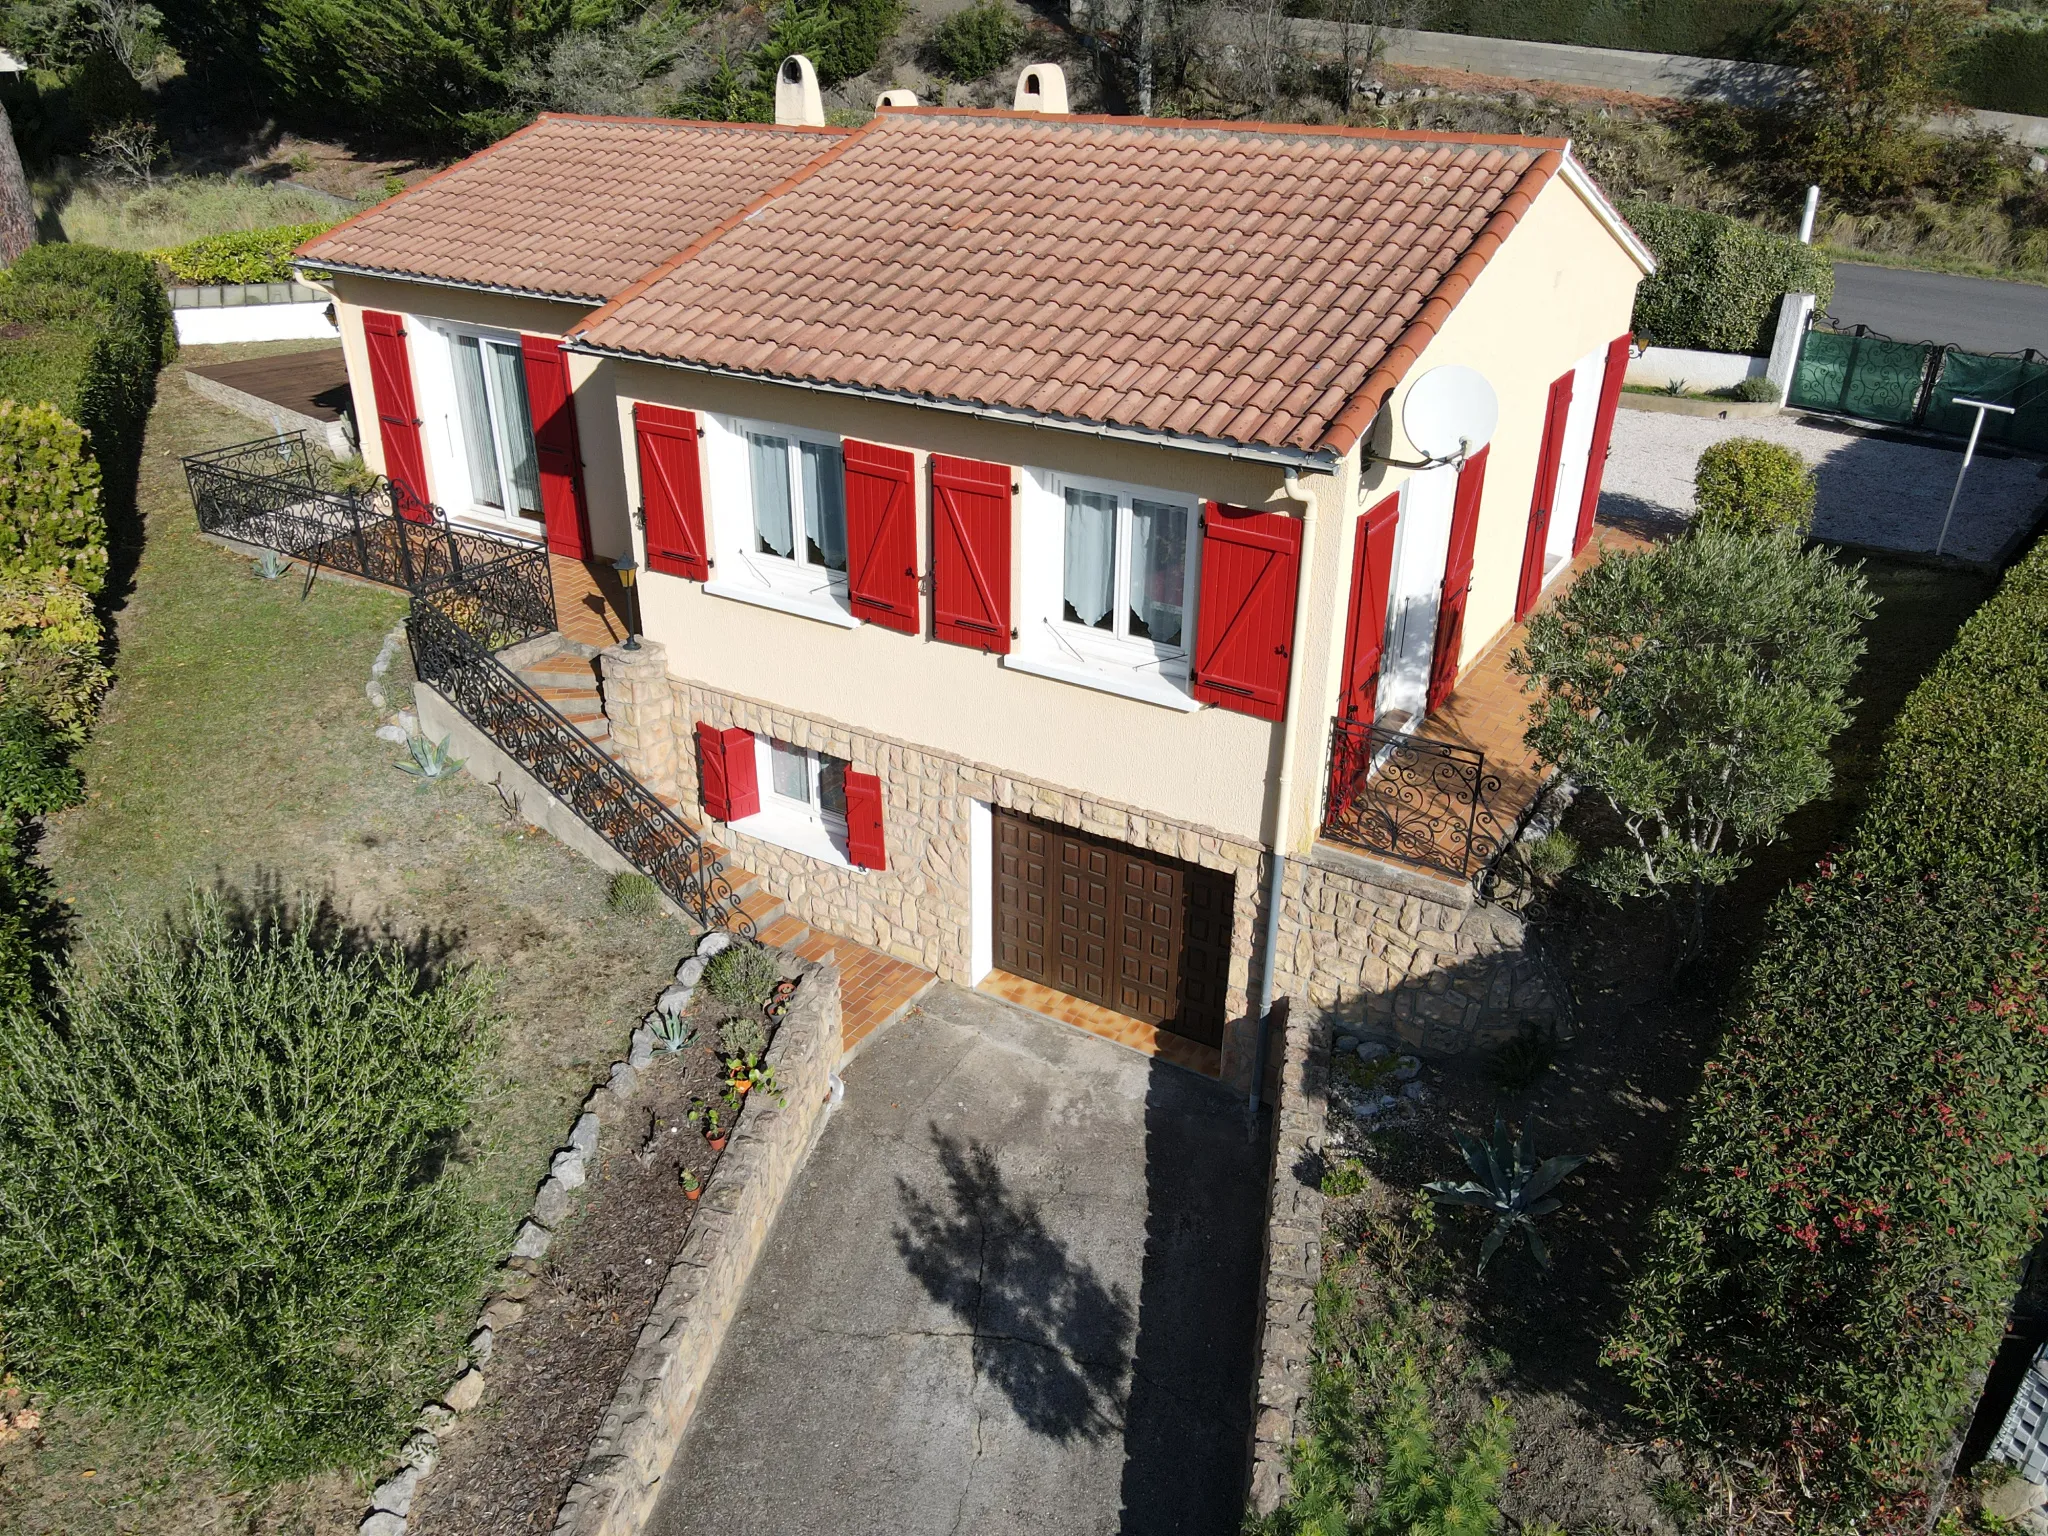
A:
[574,110,1567,457]
[298,115,851,304]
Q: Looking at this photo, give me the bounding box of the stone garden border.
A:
[356,932,843,1536]
[1246,998,1331,1518]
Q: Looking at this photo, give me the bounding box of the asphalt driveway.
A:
[644,985,1268,1536]
[1830,262,2048,354]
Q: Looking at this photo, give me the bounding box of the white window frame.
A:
[1006,466,1203,712]
[417,319,545,535]
[728,734,852,868]
[699,413,860,628]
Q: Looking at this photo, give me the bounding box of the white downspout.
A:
[1248,466,1319,1117]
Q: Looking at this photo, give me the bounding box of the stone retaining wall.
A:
[1246,998,1330,1516]
[549,955,843,1536]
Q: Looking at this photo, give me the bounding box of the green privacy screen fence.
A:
[1789,327,2048,453]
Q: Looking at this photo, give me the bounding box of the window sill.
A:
[726,805,854,869]
[1001,651,1202,713]
[704,579,861,630]
[447,508,543,544]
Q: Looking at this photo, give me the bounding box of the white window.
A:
[444,327,542,524]
[1007,468,1203,711]
[732,735,852,866]
[699,415,858,627]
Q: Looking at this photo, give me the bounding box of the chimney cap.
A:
[774,53,826,126]
[875,88,919,109]
[1012,63,1069,114]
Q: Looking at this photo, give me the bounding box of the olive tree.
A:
[1511,524,1873,959]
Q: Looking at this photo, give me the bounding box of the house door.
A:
[992,809,1232,1047]
[1542,341,1610,575]
[1376,464,1458,730]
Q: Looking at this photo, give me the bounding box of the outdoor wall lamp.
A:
[612,556,641,652]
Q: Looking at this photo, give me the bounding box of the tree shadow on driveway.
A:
[894,1127,1135,1444]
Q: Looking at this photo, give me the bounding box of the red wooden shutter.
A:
[1191,502,1303,722]
[1573,333,1631,555]
[1427,448,1489,715]
[519,334,593,561]
[1516,371,1575,622]
[1338,493,1401,722]
[843,769,887,870]
[843,440,918,634]
[635,403,709,581]
[929,454,1012,653]
[695,723,758,821]
[362,310,431,521]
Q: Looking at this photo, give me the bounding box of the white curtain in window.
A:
[1128,498,1188,647]
[452,335,504,510]
[769,738,810,803]
[484,340,542,515]
[1063,488,1116,630]
[801,441,847,572]
[750,433,795,558]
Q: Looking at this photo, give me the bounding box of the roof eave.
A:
[291,258,605,308]
[562,338,1344,472]
[1557,146,1658,275]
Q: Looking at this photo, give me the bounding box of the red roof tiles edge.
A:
[885,105,1570,152]
[570,118,887,339]
[1315,148,1564,458]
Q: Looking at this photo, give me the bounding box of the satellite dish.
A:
[1403,366,1499,463]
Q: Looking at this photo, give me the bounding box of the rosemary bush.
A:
[0,891,497,1478]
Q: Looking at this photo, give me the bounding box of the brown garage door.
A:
[993,809,1233,1048]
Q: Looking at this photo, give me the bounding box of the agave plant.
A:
[396,733,465,780]
[1425,1116,1586,1274]
[252,548,292,580]
[650,1012,697,1055]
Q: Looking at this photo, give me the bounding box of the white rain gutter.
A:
[1248,464,1319,1117]
[561,337,1347,472]
[292,258,603,308]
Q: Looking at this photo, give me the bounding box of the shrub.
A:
[1622,201,1836,354]
[0,574,109,740]
[703,939,779,1007]
[1692,437,1816,538]
[1607,533,2048,1525]
[0,401,107,593]
[606,870,659,916]
[822,0,906,80]
[1512,524,1872,955]
[0,891,498,1478]
[0,704,82,820]
[716,1012,769,1063]
[924,0,1023,80]
[1729,374,1781,403]
[153,220,336,284]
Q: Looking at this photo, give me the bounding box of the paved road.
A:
[1830,263,2048,355]
[645,985,1268,1536]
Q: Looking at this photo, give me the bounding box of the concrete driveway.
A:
[644,985,1267,1536]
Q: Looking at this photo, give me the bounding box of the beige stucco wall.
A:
[1361,173,1647,675]
[592,356,1347,847]
[317,274,634,560]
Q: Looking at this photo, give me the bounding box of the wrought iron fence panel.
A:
[407,604,745,935]
[1321,716,1509,882]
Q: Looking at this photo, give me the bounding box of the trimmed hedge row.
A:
[153,222,337,285]
[1622,200,1835,354]
[1608,535,2048,1528]
[0,244,173,515]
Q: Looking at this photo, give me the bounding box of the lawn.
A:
[1,343,689,1534]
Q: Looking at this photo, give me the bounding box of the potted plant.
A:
[680,1169,701,1202]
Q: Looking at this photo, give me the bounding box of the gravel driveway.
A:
[1601,406,2048,564]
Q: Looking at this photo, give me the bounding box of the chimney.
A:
[875,88,919,108]
[1012,63,1069,114]
[775,54,826,126]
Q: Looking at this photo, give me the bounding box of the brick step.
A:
[520,650,604,681]
[523,682,604,706]
[557,709,611,743]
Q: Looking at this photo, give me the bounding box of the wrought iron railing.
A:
[182,432,746,935]
[408,600,748,932]
[1321,716,1509,883]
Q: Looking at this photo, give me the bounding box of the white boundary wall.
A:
[1624,346,1769,392]
[175,302,338,345]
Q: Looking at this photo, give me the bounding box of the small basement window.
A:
[732,735,852,866]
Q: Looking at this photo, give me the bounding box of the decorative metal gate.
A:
[1789,323,2048,452]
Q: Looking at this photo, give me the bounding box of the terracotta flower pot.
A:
[685,1186,702,1201]
[707,1136,727,1151]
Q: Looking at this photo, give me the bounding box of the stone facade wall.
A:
[550,955,842,1536]
[633,667,1560,1074]
[1247,998,1329,1516]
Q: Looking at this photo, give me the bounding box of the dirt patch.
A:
[412,980,793,1536]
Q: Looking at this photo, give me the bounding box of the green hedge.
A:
[0,244,173,515]
[154,221,337,285]
[1622,200,1835,354]
[1608,534,2048,1527]
[1954,27,2048,120]
[0,401,107,595]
